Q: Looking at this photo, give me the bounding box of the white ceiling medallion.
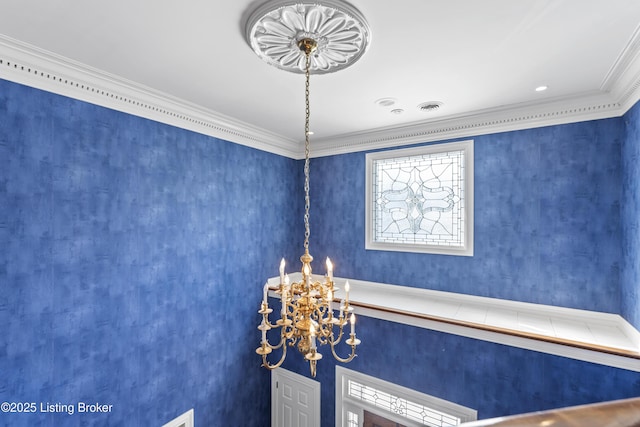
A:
[244,0,371,74]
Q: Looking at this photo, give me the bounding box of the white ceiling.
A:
[1,0,640,157]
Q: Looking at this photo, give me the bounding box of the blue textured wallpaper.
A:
[283,316,640,427]
[622,101,640,329]
[309,120,623,312]
[0,78,301,426]
[280,117,640,427]
[2,71,639,427]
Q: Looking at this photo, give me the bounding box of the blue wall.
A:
[309,120,623,312]
[280,116,640,427]
[284,317,640,427]
[623,101,640,329]
[0,78,301,426]
[2,72,640,427]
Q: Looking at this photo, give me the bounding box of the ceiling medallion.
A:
[244,0,371,74]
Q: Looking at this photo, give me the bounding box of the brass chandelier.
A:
[245,0,371,377]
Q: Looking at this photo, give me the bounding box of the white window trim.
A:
[162,408,194,427]
[365,140,474,256]
[336,366,477,427]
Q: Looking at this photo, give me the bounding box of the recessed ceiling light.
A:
[391,108,404,115]
[535,85,548,92]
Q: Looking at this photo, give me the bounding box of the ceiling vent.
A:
[418,101,443,112]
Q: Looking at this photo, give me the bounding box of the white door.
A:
[272,368,320,427]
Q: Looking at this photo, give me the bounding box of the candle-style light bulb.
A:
[281,288,287,316]
[344,280,350,302]
[310,324,317,350]
[279,258,286,284]
[263,282,269,304]
[326,257,333,281]
[303,264,310,286]
[350,313,356,335]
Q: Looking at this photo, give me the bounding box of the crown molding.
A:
[1,32,640,160]
[309,92,627,157]
[0,35,300,159]
[310,24,640,158]
[601,23,640,111]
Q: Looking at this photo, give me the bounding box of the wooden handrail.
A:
[349,300,640,360]
[460,397,640,426]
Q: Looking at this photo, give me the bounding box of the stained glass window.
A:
[347,410,359,427]
[348,380,461,427]
[337,367,476,427]
[365,141,473,256]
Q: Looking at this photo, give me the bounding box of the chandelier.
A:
[245,0,371,377]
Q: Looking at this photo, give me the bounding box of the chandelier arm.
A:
[261,342,288,371]
[265,329,287,350]
[264,317,280,329]
[316,323,330,345]
[317,335,329,346]
[265,318,290,349]
[318,320,332,339]
[331,324,346,346]
[312,300,332,337]
[266,339,285,351]
[264,308,289,329]
[285,317,297,341]
[329,337,358,363]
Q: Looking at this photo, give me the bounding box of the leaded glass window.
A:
[336,367,477,427]
[348,380,460,427]
[365,141,473,256]
[347,410,359,427]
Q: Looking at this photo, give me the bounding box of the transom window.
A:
[336,367,477,427]
[348,379,461,426]
[365,140,474,256]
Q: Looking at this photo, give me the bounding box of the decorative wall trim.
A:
[309,94,626,157]
[601,23,640,110]
[0,35,299,158]
[1,32,640,159]
[310,23,640,157]
[268,274,640,372]
[161,408,194,427]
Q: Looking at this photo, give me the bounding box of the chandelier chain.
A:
[303,50,311,251]
[255,36,361,378]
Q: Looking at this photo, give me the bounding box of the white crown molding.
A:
[601,23,640,110]
[0,35,300,159]
[310,25,640,158]
[309,92,627,157]
[1,31,640,160]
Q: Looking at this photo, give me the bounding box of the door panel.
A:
[272,368,320,427]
